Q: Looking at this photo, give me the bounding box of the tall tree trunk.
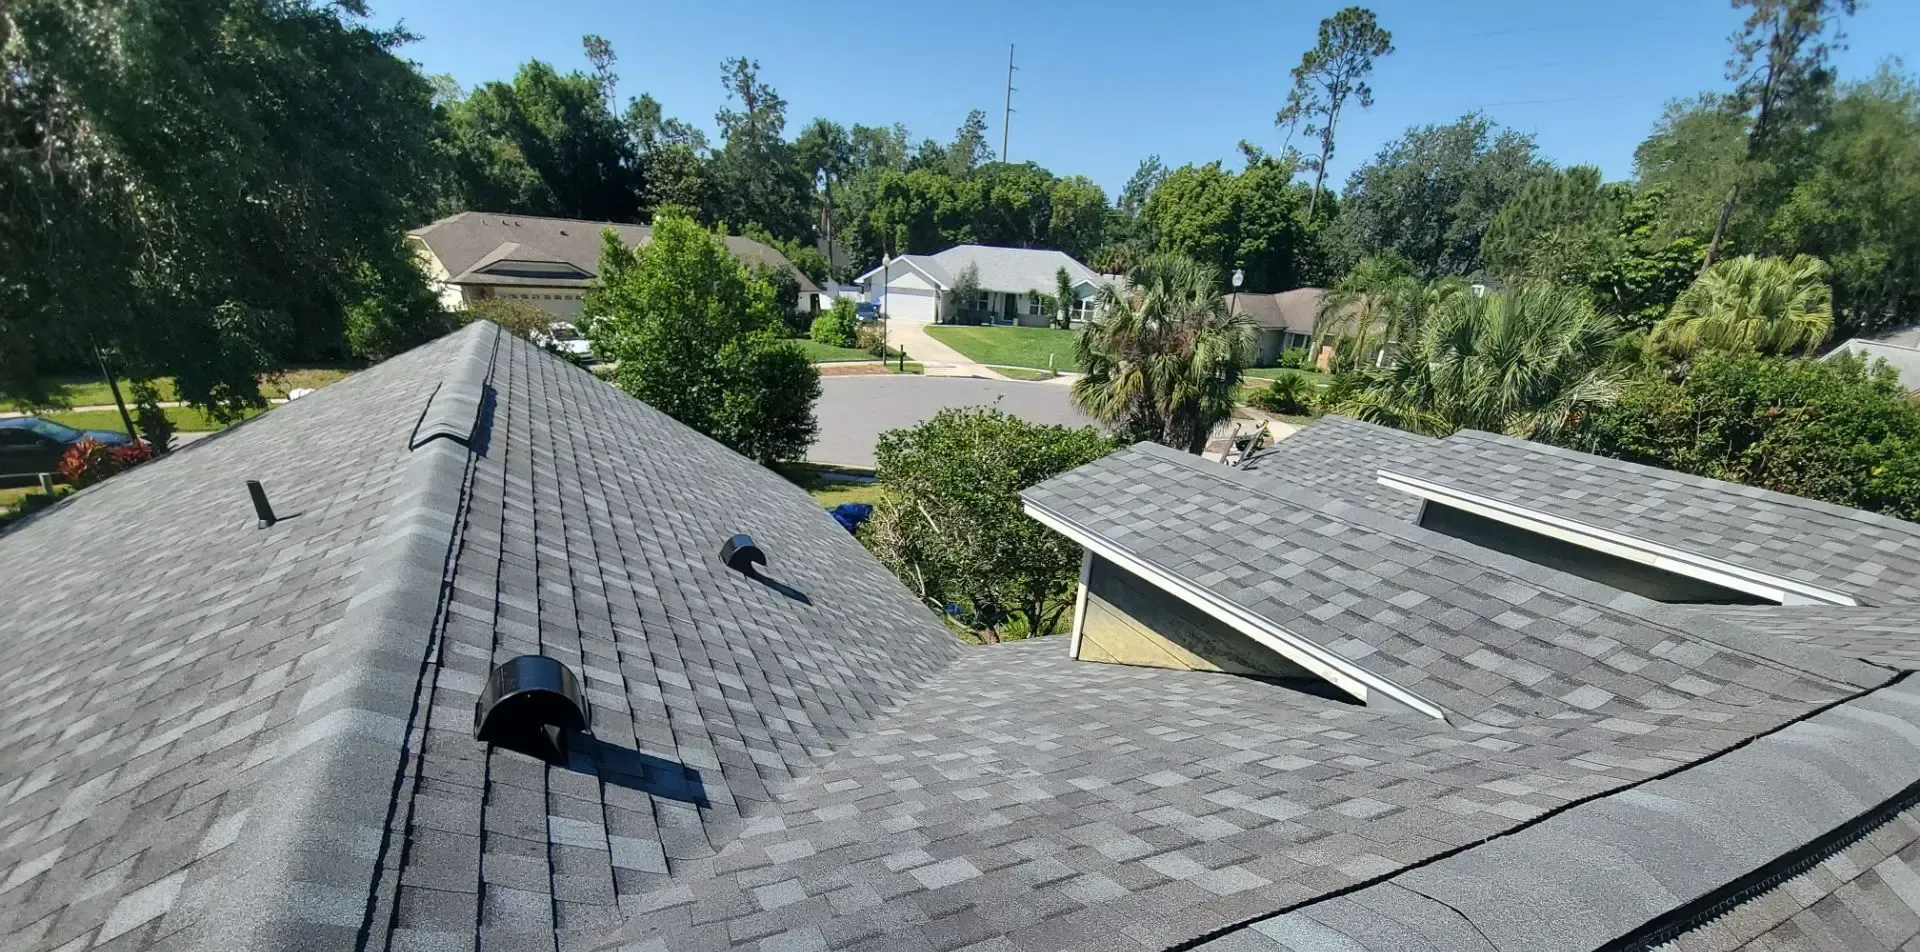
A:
[1307,155,1328,221]
[1703,183,1739,272]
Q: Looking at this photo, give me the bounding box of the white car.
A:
[533,321,593,360]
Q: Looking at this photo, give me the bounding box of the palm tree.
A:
[1073,254,1258,454]
[1312,255,1463,371]
[1334,282,1623,440]
[1651,254,1832,359]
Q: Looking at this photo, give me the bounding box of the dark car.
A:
[855,302,882,323]
[0,417,131,482]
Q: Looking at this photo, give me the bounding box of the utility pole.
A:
[1001,44,1016,162]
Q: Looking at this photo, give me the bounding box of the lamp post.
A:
[1230,268,1244,318]
[879,252,892,359]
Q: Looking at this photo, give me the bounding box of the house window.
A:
[1027,295,1045,317]
[1072,298,1097,322]
[972,292,991,312]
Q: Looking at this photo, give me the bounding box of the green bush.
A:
[857,323,888,357]
[711,335,820,465]
[1561,352,1920,520]
[1278,346,1309,369]
[810,299,858,348]
[1249,371,1314,415]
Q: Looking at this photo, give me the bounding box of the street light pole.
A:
[1230,268,1244,318]
[880,252,892,359]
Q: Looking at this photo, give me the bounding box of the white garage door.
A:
[883,289,938,324]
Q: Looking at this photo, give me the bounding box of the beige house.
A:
[407,212,821,320]
[1229,287,1323,366]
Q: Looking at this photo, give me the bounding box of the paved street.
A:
[810,375,1097,468]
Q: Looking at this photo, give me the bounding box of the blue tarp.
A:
[829,502,873,533]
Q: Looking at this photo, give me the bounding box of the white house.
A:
[855,245,1110,325]
[407,212,822,319]
[1824,337,1920,394]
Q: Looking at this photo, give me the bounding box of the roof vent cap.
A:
[474,655,589,764]
[720,534,766,574]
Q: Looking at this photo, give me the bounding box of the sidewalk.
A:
[0,397,290,420]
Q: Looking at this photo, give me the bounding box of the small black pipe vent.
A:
[720,534,766,574]
[474,655,590,764]
[246,480,277,528]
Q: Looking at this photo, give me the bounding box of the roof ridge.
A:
[175,322,499,948]
[1446,428,1920,536]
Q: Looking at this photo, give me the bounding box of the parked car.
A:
[0,417,132,482]
[532,321,593,360]
[855,302,882,323]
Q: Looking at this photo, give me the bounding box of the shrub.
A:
[856,323,888,357]
[462,297,552,341]
[810,299,859,348]
[1249,372,1315,415]
[129,379,173,453]
[58,437,153,488]
[710,335,820,465]
[863,408,1115,643]
[1278,346,1309,369]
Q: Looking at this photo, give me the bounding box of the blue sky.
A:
[375,0,1918,198]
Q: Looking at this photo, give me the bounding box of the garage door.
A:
[883,288,938,324]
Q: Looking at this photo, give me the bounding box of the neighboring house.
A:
[1825,337,1920,393]
[1231,287,1322,366]
[407,211,822,320]
[855,244,1110,325]
[7,327,1920,951]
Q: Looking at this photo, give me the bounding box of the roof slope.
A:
[1234,288,1324,334]
[927,245,1106,293]
[1236,415,1435,520]
[1385,429,1920,605]
[0,329,477,949]
[1826,337,1920,392]
[410,212,819,291]
[1024,441,1882,724]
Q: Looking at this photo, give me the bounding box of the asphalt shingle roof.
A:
[5,331,1920,952]
[1384,429,1920,605]
[1236,415,1436,520]
[410,212,820,292]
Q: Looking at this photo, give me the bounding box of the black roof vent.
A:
[720,533,766,574]
[474,655,589,764]
[246,480,277,528]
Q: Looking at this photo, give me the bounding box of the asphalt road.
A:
[809,375,1097,469]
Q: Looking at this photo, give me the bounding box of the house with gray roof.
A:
[1824,337,1920,394]
[855,245,1110,326]
[409,212,823,321]
[4,327,1920,952]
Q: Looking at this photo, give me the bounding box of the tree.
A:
[1652,254,1832,359]
[1310,253,1437,372]
[1053,267,1077,329]
[1335,282,1623,440]
[794,118,853,264]
[946,109,995,176]
[1703,0,1860,268]
[864,408,1114,642]
[1562,352,1920,520]
[1143,151,1316,292]
[462,297,555,341]
[1481,166,1626,281]
[1770,66,1920,337]
[1334,113,1549,278]
[444,53,639,221]
[585,216,819,462]
[1119,155,1166,217]
[1073,253,1257,453]
[2,0,447,415]
[711,58,811,239]
[1275,7,1394,220]
[949,263,983,321]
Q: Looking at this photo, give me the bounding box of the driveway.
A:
[810,375,1097,468]
[878,321,1007,379]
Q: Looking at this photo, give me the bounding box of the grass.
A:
[775,462,886,507]
[0,486,43,509]
[1,367,354,411]
[1245,366,1333,387]
[991,366,1058,382]
[925,325,1081,372]
[44,404,267,434]
[792,340,877,363]
[894,362,924,375]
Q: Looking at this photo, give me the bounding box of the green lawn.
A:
[776,462,886,507]
[925,326,1081,372]
[791,339,906,363]
[44,404,267,434]
[991,366,1057,382]
[1245,367,1333,387]
[2,367,353,411]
